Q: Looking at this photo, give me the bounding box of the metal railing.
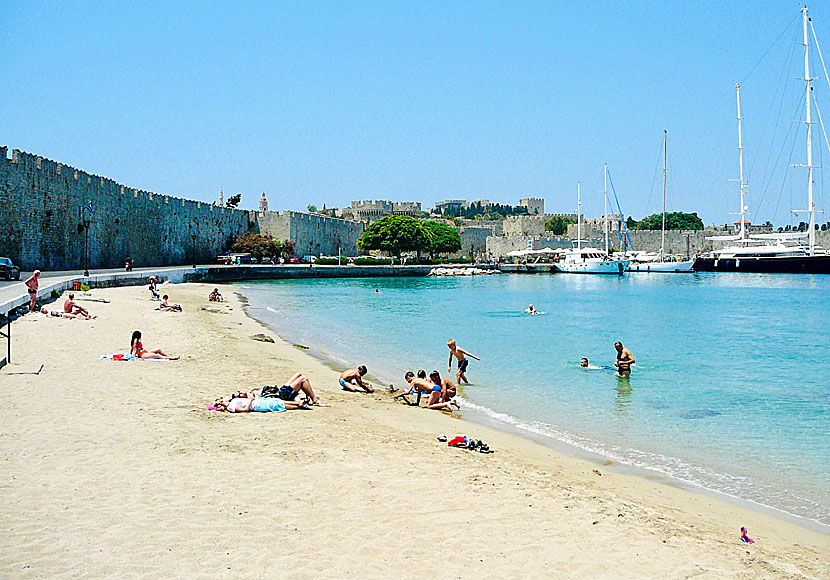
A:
[0,312,10,370]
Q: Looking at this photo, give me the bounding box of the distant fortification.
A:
[0,147,256,271]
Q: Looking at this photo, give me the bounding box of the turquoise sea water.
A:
[238,273,830,527]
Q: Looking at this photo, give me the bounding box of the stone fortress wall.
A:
[258,211,365,258]
[0,148,256,271]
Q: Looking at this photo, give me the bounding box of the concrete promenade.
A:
[0,264,442,317]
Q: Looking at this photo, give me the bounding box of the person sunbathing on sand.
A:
[159,295,183,312]
[40,307,94,320]
[259,372,329,406]
[130,330,179,360]
[404,371,454,411]
[339,366,373,392]
[208,288,223,302]
[212,391,311,413]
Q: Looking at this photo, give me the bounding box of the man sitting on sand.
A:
[159,295,183,312]
[209,288,223,302]
[40,307,94,320]
[63,293,91,317]
[429,370,460,408]
[404,371,454,411]
[340,366,373,392]
[447,339,480,384]
[614,342,635,376]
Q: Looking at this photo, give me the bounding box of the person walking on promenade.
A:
[447,339,480,384]
[24,270,41,313]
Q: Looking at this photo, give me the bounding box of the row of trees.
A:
[625,212,704,231]
[440,201,530,220]
[357,216,461,257]
[229,232,293,260]
[544,216,577,235]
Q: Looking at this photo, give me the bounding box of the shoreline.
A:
[1,282,827,578]
[236,284,830,537]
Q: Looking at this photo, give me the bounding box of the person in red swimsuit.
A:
[130,330,179,360]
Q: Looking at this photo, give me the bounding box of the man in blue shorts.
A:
[339,365,373,392]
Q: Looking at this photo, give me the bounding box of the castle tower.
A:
[219,188,224,206]
[259,192,269,214]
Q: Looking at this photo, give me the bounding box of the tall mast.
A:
[604,164,609,255]
[736,83,748,241]
[803,6,816,254]
[577,181,582,250]
[661,130,667,259]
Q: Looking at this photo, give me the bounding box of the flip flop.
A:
[311,401,330,407]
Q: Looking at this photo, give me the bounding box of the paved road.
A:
[0,266,201,289]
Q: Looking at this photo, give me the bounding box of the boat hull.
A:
[627,260,695,273]
[555,260,629,275]
[693,254,830,274]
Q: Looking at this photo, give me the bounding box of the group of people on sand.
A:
[580,342,636,376]
[27,270,99,320]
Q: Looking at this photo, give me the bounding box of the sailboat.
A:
[556,180,630,274]
[695,7,830,273]
[627,131,695,272]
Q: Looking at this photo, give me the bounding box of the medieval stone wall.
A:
[0,148,255,271]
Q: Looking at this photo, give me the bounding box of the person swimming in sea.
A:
[614,342,635,376]
[525,304,539,315]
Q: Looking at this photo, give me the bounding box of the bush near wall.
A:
[229,232,293,261]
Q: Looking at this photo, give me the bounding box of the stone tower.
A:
[219,188,224,206]
[259,192,269,214]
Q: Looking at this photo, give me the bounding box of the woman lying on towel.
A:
[212,388,310,413]
[130,330,180,360]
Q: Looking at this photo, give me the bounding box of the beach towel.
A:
[99,353,171,362]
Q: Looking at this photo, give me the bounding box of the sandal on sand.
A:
[311,401,330,407]
[299,400,314,410]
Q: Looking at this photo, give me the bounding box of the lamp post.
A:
[79,201,93,277]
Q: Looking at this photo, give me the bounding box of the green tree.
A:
[307,204,318,213]
[545,216,576,235]
[424,221,462,257]
[225,193,241,209]
[357,215,431,256]
[230,232,293,260]
[630,212,703,230]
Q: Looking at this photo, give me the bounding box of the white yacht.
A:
[556,181,630,274]
[557,246,629,274]
[627,131,695,273]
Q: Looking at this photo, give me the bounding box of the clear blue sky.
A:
[3,1,830,226]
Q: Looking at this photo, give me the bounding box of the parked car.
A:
[0,257,20,280]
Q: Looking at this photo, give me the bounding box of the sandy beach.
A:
[0,282,827,579]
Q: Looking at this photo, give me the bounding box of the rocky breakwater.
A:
[427,267,500,277]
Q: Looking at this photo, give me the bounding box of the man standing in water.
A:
[447,339,480,384]
[614,341,635,376]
